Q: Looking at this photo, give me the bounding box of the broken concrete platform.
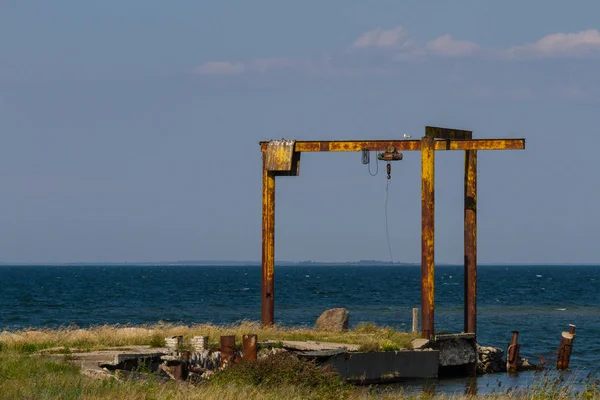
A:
[318,350,440,384]
[44,345,170,380]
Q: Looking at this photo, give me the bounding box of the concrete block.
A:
[321,350,439,383]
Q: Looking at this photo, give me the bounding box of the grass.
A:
[0,350,347,400]
[0,321,418,354]
[1,349,600,399]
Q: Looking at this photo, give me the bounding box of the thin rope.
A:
[385,177,394,264]
[368,152,379,176]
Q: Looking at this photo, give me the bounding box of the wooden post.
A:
[464,150,477,334]
[412,307,419,334]
[421,136,435,339]
[557,324,576,370]
[262,158,276,326]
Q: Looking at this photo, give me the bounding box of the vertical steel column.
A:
[421,136,435,339]
[464,150,477,334]
[262,158,276,326]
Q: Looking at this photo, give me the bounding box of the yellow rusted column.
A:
[261,158,276,326]
[421,136,435,339]
[464,150,477,334]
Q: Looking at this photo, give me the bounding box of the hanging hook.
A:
[386,163,391,180]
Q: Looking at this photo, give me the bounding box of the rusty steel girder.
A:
[260,138,525,153]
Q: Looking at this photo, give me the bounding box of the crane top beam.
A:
[260,138,525,153]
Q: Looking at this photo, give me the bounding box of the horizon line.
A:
[2,260,600,267]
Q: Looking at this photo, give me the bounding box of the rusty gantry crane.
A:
[259,126,525,339]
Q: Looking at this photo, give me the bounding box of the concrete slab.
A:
[321,350,439,384]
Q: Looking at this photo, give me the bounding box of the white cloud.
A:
[193,28,600,79]
[352,27,412,49]
[194,61,245,75]
[426,34,480,56]
[506,29,600,58]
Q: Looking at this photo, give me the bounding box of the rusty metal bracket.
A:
[265,139,300,176]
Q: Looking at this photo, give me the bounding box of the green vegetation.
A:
[207,352,351,400]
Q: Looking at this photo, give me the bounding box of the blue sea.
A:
[1,264,598,395]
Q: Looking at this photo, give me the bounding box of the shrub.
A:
[148,334,165,348]
[381,341,401,352]
[207,353,351,400]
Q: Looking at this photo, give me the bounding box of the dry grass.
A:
[0,321,418,354]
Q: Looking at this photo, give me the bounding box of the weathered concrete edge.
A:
[320,350,440,384]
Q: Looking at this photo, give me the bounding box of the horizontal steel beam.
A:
[260,139,525,153]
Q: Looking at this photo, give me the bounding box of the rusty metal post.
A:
[507,331,520,372]
[464,150,477,335]
[421,136,435,339]
[557,324,576,370]
[243,334,258,361]
[220,335,236,368]
[262,157,276,326]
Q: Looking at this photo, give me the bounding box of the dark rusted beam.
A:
[464,150,477,335]
[426,126,473,140]
[262,157,276,326]
[507,331,520,372]
[259,139,525,153]
[421,136,435,340]
[220,335,236,368]
[243,334,258,361]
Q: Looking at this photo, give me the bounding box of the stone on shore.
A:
[316,308,349,332]
[477,345,505,374]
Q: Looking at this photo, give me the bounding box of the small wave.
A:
[555,308,567,311]
[536,275,542,278]
[305,275,310,278]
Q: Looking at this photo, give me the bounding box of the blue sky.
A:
[1,1,599,264]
